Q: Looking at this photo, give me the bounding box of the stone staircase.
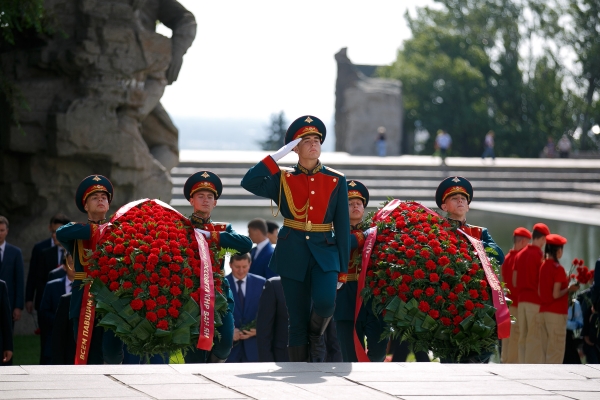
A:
[170,151,600,209]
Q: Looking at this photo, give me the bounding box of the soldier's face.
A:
[0,223,7,244]
[441,193,469,219]
[294,135,321,160]
[190,190,217,214]
[84,192,109,214]
[348,198,365,220]
[230,258,250,280]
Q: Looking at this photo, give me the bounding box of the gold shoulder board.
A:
[325,166,344,176]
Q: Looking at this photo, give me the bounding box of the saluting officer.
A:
[335,180,387,362]
[241,115,350,362]
[56,175,123,364]
[183,171,252,363]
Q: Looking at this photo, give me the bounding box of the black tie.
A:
[237,280,245,310]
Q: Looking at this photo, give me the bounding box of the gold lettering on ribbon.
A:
[198,233,212,342]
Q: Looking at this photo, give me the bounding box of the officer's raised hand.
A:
[271,138,302,162]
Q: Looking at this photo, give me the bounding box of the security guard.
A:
[241,115,350,362]
[56,175,123,364]
[435,176,504,264]
[335,180,387,362]
[183,171,252,363]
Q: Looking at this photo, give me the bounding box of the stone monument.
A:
[0,0,196,333]
[334,48,403,156]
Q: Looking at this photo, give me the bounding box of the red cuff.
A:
[262,156,280,175]
[338,273,348,283]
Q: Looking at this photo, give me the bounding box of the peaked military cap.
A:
[75,175,113,213]
[184,171,223,200]
[285,115,327,145]
[435,176,473,208]
[347,180,369,206]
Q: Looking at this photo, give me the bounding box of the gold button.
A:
[310,206,313,210]
[311,191,315,194]
[358,267,362,272]
[286,173,291,177]
[306,236,310,240]
[333,178,337,182]
[311,178,314,181]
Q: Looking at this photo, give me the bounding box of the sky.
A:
[159,0,436,124]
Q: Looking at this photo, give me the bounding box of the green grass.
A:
[12,335,41,365]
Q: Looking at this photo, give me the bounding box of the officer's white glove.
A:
[363,227,376,237]
[337,282,344,290]
[195,228,211,238]
[270,138,302,162]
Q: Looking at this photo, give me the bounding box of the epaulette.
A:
[280,166,294,173]
[324,166,344,176]
[211,222,229,227]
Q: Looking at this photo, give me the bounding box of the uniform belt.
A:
[74,272,88,280]
[346,273,359,282]
[283,218,332,232]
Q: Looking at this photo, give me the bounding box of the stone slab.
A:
[111,373,209,385]
[519,379,600,391]
[0,387,143,399]
[207,371,355,387]
[129,383,247,399]
[553,392,600,400]
[361,379,551,396]
[20,364,177,375]
[398,397,571,400]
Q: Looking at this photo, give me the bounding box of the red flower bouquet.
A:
[569,258,593,285]
[361,201,507,361]
[86,199,228,357]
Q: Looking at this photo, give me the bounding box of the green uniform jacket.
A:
[241,156,350,282]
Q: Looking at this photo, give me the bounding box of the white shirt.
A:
[0,241,6,262]
[57,246,65,268]
[253,238,271,260]
[65,277,74,294]
[436,132,452,149]
[234,276,247,297]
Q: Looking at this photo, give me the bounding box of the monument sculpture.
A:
[0,0,196,334]
[334,48,403,156]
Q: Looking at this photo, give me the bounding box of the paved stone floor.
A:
[1,363,600,399]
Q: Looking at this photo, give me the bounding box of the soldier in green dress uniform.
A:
[56,175,123,364]
[335,180,388,362]
[241,115,350,362]
[183,171,252,363]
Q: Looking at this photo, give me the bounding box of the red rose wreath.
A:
[86,199,228,357]
[359,200,510,362]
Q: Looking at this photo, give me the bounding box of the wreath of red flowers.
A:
[362,201,503,361]
[87,200,228,356]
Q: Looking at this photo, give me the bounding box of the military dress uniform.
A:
[335,180,387,362]
[183,171,252,363]
[56,175,123,364]
[241,115,350,362]
[435,176,504,363]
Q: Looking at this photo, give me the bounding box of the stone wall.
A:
[0,0,195,334]
[334,48,403,156]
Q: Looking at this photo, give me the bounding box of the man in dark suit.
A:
[257,277,289,362]
[226,253,266,363]
[0,216,24,328]
[25,214,70,315]
[0,279,13,366]
[39,254,75,364]
[248,218,276,279]
[51,292,76,364]
[266,221,279,245]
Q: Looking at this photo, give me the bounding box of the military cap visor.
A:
[75,175,113,213]
[435,176,473,208]
[285,115,327,145]
[184,171,223,200]
[347,180,369,206]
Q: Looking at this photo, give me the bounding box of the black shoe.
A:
[308,310,332,362]
[288,345,309,362]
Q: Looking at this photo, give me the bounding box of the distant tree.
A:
[0,0,50,45]
[260,111,287,150]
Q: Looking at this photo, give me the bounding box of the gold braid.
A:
[280,172,309,220]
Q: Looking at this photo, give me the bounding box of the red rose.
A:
[481,291,489,301]
[130,299,143,310]
[441,317,451,326]
[122,281,133,290]
[480,280,487,289]
[469,289,479,299]
[399,283,410,293]
[425,260,437,270]
[420,250,430,259]
[146,312,157,323]
[171,275,181,286]
[161,254,172,263]
[108,269,119,281]
[405,249,416,258]
[135,254,146,263]
[133,288,143,298]
[105,245,114,253]
[413,289,423,298]
[441,282,450,291]
[170,286,182,296]
[157,308,167,318]
[429,273,440,282]
[414,269,425,279]
[168,307,179,318]
[171,298,182,308]
[425,287,435,297]
[464,300,475,311]
[140,245,150,254]
[428,310,439,319]
[184,278,193,289]
[435,295,444,303]
[447,304,458,314]
[453,284,464,293]
[438,256,450,266]
[147,254,159,264]
[145,299,157,310]
[373,288,381,296]
[378,279,387,288]
[402,274,412,283]
[109,282,120,291]
[157,320,168,330]
[386,286,397,296]
[418,301,430,313]
[443,268,455,276]
[461,275,471,283]
[135,274,147,285]
[391,271,401,280]
[149,285,159,298]
[453,315,463,325]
